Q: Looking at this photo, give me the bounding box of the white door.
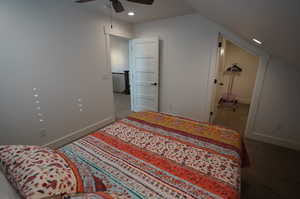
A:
[130,37,159,112]
[210,35,226,123]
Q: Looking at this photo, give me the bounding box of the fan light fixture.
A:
[252,38,262,45]
[128,12,135,16]
[75,0,154,13]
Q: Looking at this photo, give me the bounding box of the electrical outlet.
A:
[39,128,47,137]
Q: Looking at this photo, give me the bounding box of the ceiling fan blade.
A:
[111,0,125,13]
[75,0,96,3]
[126,0,154,5]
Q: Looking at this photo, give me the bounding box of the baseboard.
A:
[246,131,300,151]
[43,117,115,149]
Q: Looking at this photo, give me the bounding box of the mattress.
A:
[60,111,243,199]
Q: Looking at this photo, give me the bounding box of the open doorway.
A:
[109,35,132,119]
[106,31,160,119]
[211,37,259,135]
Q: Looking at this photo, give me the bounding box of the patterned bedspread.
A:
[60,112,242,199]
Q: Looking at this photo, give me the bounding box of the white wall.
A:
[0,1,298,151]
[248,57,300,149]
[0,0,132,146]
[134,15,218,121]
[134,14,300,150]
[223,41,259,104]
[110,36,129,73]
[110,36,129,92]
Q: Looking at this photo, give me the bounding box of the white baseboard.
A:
[246,131,300,151]
[43,117,115,149]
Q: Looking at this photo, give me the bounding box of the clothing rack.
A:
[218,64,242,112]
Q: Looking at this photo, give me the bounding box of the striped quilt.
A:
[60,112,242,199]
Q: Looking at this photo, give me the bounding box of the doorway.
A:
[211,37,259,135]
[109,35,132,119]
[108,35,160,119]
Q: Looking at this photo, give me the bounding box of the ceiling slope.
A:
[76,0,195,24]
[186,0,300,65]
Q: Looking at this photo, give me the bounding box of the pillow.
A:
[0,145,106,199]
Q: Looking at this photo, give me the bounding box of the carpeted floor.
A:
[213,103,250,135]
[114,93,132,120]
[242,138,300,198]
[213,103,300,198]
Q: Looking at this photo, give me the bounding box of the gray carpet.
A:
[213,103,250,135]
[114,93,132,120]
[213,103,300,198]
[242,138,300,198]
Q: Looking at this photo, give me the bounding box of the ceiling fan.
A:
[75,0,154,13]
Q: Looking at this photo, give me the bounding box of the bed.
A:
[58,111,243,199]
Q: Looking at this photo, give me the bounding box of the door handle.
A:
[151,82,158,86]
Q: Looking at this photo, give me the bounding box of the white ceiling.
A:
[77,0,195,24]
[77,0,300,65]
[186,0,300,65]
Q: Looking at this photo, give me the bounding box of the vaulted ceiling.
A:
[186,0,300,65]
[77,0,195,24]
[78,0,300,65]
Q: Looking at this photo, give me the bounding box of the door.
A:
[209,35,226,123]
[130,37,159,112]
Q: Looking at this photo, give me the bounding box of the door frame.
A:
[207,32,270,138]
[209,34,226,123]
[104,25,133,120]
[129,40,134,111]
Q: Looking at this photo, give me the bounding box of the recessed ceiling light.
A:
[128,12,135,16]
[252,38,262,45]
